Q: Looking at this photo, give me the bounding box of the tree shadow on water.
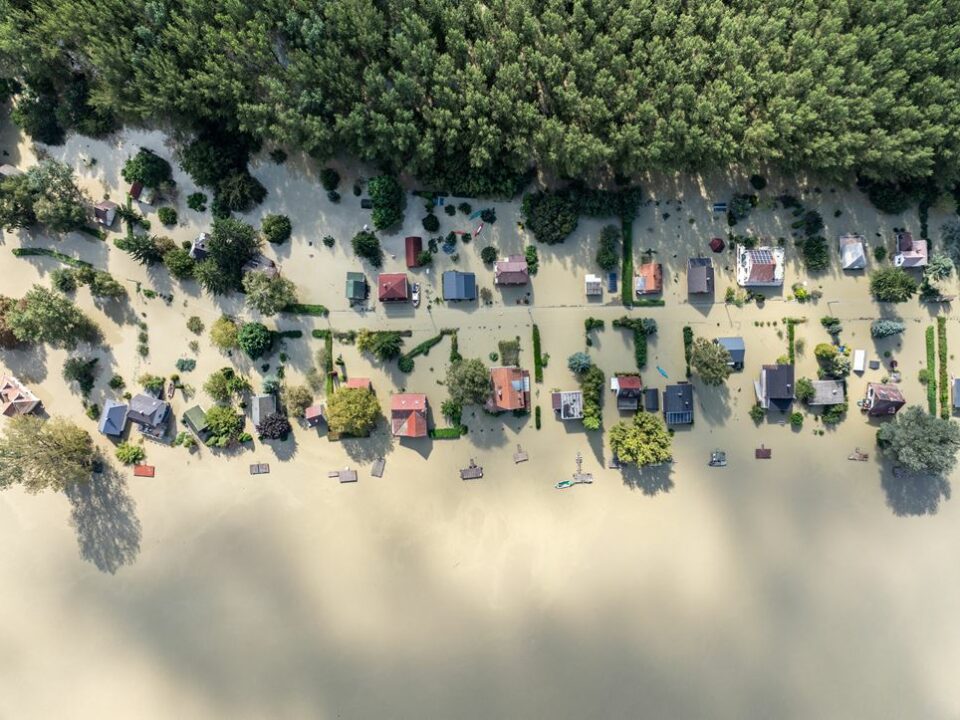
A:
[621,463,674,496]
[65,465,141,574]
[880,467,951,517]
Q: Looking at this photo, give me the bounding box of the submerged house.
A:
[0,375,41,417]
[405,236,423,268]
[98,400,129,437]
[635,262,663,295]
[663,383,694,425]
[345,377,372,391]
[251,394,276,428]
[345,272,368,304]
[390,393,428,438]
[839,234,866,270]
[182,405,210,441]
[756,364,795,410]
[487,367,530,413]
[715,337,745,370]
[127,394,171,440]
[494,256,529,286]
[894,231,927,268]
[687,257,715,295]
[442,270,477,301]
[585,274,603,297]
[242,254,279,279]
[378,273,409,302]
[737,245,785,287]
[863,383,905,416]
[809,380,845,406]
[93,200,118,227]
[189,232,209,260]
[611,374,643,411]
[551,390,584,421]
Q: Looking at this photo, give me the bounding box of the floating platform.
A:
[460,459,483,480]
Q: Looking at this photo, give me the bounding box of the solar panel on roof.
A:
[751,249,773,264]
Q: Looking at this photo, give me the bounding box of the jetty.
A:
[513,444,529,463]
[556,452,593,489]
[460,459,483,480]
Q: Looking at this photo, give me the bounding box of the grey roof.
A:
[663,383,694,425]
[763,364,795,407]
[183,405,209,435]
[127,394,170,429]
[442,271,477,300]
[954,379,960,409]
[809,380,845,406]
[98,400,128,436]
[644,388,660,412]
[189,233,209,260]
[687,257,715,293]
[716,337,745,364]
[251,394,277,427]
[346,272,367,301]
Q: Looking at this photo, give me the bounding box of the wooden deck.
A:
[460,459,483,480]
[513,444,528,463]
[249,463,270,475]
[755,445,772,459]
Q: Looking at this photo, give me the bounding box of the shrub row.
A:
[283,303,329,317]
[429,426,464,439]
[613,317,657,369]
[12,247,93,268]
[926,325,937,414]
[532,324,543,382]
[397,329,455,373]
[535,405,541,429]
[276,330,303,339]
[633,298,665,307]
[621,218,633,307]
[938,316,949,419]
[682,326,693,377]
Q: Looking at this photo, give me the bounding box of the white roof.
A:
[839,235,866,270]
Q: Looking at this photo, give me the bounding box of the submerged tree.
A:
[608,412,673,467]
[0,415,96,493]
[445,357,491,406]
[877,406,960,475]
[326,387,381,436]
[688,337,732,385]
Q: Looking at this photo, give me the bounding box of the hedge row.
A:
[283,303,329,316]
[621,218,633,307]
[612,317,656,369]
[535,405,541,429]
[682,326,693,377]
[926,325,937,414]
[430,426,464,439]
[938,316,949,419]
[276,330,303,339]
[633,298,665,307]
[532,324,543,382]
[398,329,456,373]
[12,247,93,268]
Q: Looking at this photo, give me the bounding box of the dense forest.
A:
[1,0,960,196]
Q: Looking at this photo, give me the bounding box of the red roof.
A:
[133,464,155,478]
[390,393,428,437]
[617,375,642,390]
[378,273,409,301]
[748,262,776,283]
[345,378,372,390]
[494,256,529,285]
[128,181,143,200]
[488,367,530,411]
[405,236,423,268]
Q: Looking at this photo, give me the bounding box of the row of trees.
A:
[5,2,960,193]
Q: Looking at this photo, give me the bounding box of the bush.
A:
[210,315,239,350]
[256,412,292,440]
[749,404,765,423]
[322,235,336,248]
[319,167,341,192]
[115,442,145,465]
[351,230,383,267]
[357,329,405,361]
[108,374,125,390]
[522,191,578,244]
[749,174,767,191]
[480,208,496,224]
[458,202,472,215]
[444,204,456,216]
[568,351,592,374]
[237,322,273,359]
[525,245,539,275]
[873,245,887,262]
[870,267,918,302]
[138,373,165,393]
[800,235,829,271]
[175,358,196,372]
[789,411,803,428]
[821,402,847,425]
[51,268,77,293]
[187,192,207,212]
[186,316,204,334]
[368,175,405,229]
[422,213,440,232]
[282,385,314,418]
[416,250,434,266]
[480,246,498,264]
[795,377,815,403]
[157,206,178,225]
[863,180,911,214]
[122,148,172,188]
[261,214,292,244]
[327,190,340,203]
[63,357,99,396]
[163,247,195,280]
[596,224,620,271]
[870,319,905,338]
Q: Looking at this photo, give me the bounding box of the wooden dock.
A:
[460,459,483,480]
[755,445,772,459]
[513,444,528,463]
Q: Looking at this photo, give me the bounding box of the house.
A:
[494,256,529,286]
[182,405,210,440]
[304,404,326,427]
[635,262,663,295]
[863,383,905,416]
[189,232,209,260]
[715,337,745,370]
[405,236,423,268]
[140,186,157,205]
[487,367,530,412]
[954,380,960,413]
[0,164,23,179]
[585,274,603,297]
[345,378,372,391]
[345,272,368,304]
[687,257,714,294]
[737,245,785,286]
[809,380,845,406]
[390,393,428,438]
[128,182,143,200]
[92,201,118,228]
[251,394,277,428]
[127,394,171,439]
[894,231,928,268]
[839,234,866,270]
[611,374,643,411]
[755,364,795,410]
[663,383,694,425]
[378,273,409,302]
[442,270,477,301]
[551,390,584,421]
[98,400,128,437]
[242,253,279,279]
[0,376,41,417]
[644,387,660,412]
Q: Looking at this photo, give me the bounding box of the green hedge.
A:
[613,317,655,369]
[926,325,937,414]
[12,247,93,268]
[429,426,464,439]
[77,226,106,240]
[283,303,329,316]
[276,330,303,339]
[621,218,633,307]
[397,329,455,373]
[532,324,543,382]
[633,298,665,307]
[535,405,541,429]
[449,331,462,363]
[682,326,693,377]
[938,316,949,418]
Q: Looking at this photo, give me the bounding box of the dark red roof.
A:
[128,182,143,200]
[405,236,423,268]
[617,375,642,390]
[378,273,409,301]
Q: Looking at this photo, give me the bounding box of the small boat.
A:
[657,366,669,379]
[708,450,727,467]
[555,479,574,490]
[411,283,421,307]
[166,382,176,398]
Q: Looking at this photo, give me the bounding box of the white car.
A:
[411,283,421,307]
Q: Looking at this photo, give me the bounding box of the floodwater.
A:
[1,119,959,719]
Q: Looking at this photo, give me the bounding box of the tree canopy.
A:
[327,387,381,436]
[0,160,87,232]
[689,338,732,385]
[0,415,95,493]
[242,272,298,316]
[8,285,100,348]
[446,357,490,406]
[4,2,960,192]
[877,406,960,476]
[608,412,673,467]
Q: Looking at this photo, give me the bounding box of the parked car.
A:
[411,283,421,307]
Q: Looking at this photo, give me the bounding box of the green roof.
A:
[183,405,208,433]
[346,272,367,300]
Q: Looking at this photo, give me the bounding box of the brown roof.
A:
[345,378,372,390]
[390,393,428,437]
[378,273,409,301]
[128,182,143,200]
[405,236,423,268]
[494,256,529,285]
[687,258,714,293]
[0,376,41,416]
[635,262,663,294]
[488,367,530,411]
[616,375,642,390]
[748,261,776,283]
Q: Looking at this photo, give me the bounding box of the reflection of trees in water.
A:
[881,468,951,517]
[65,466,141,574]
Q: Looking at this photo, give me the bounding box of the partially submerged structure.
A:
[442,270,477,301]
[390,393,428,438]
[378,273,409,302]
[663,383,694,425]
[93,200,118,227]
[242,254,279,279]
[0,376,41,417]
[189,232,209,260]
[611,374,643,411]
[182,405,210,441]
[405,236,423,268]
[345,272,368,304]
[494,256,529,286]
[894,231,928,268]
[345,377,372,391]
[98,400,128,437]
[127,393,171,440]
[715,337,745,370]
[304,404,326,428]
[809,380,845,406]
[634,262,663,295]
[862,383,905,416]
[737,245,784,286]
[584,274,603,297]
[839,234,866,270]
[551,390,584,421]
[487,367,530,413]
[251,394,277,428]
[756,364,795,410]
[687,257,714,295]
